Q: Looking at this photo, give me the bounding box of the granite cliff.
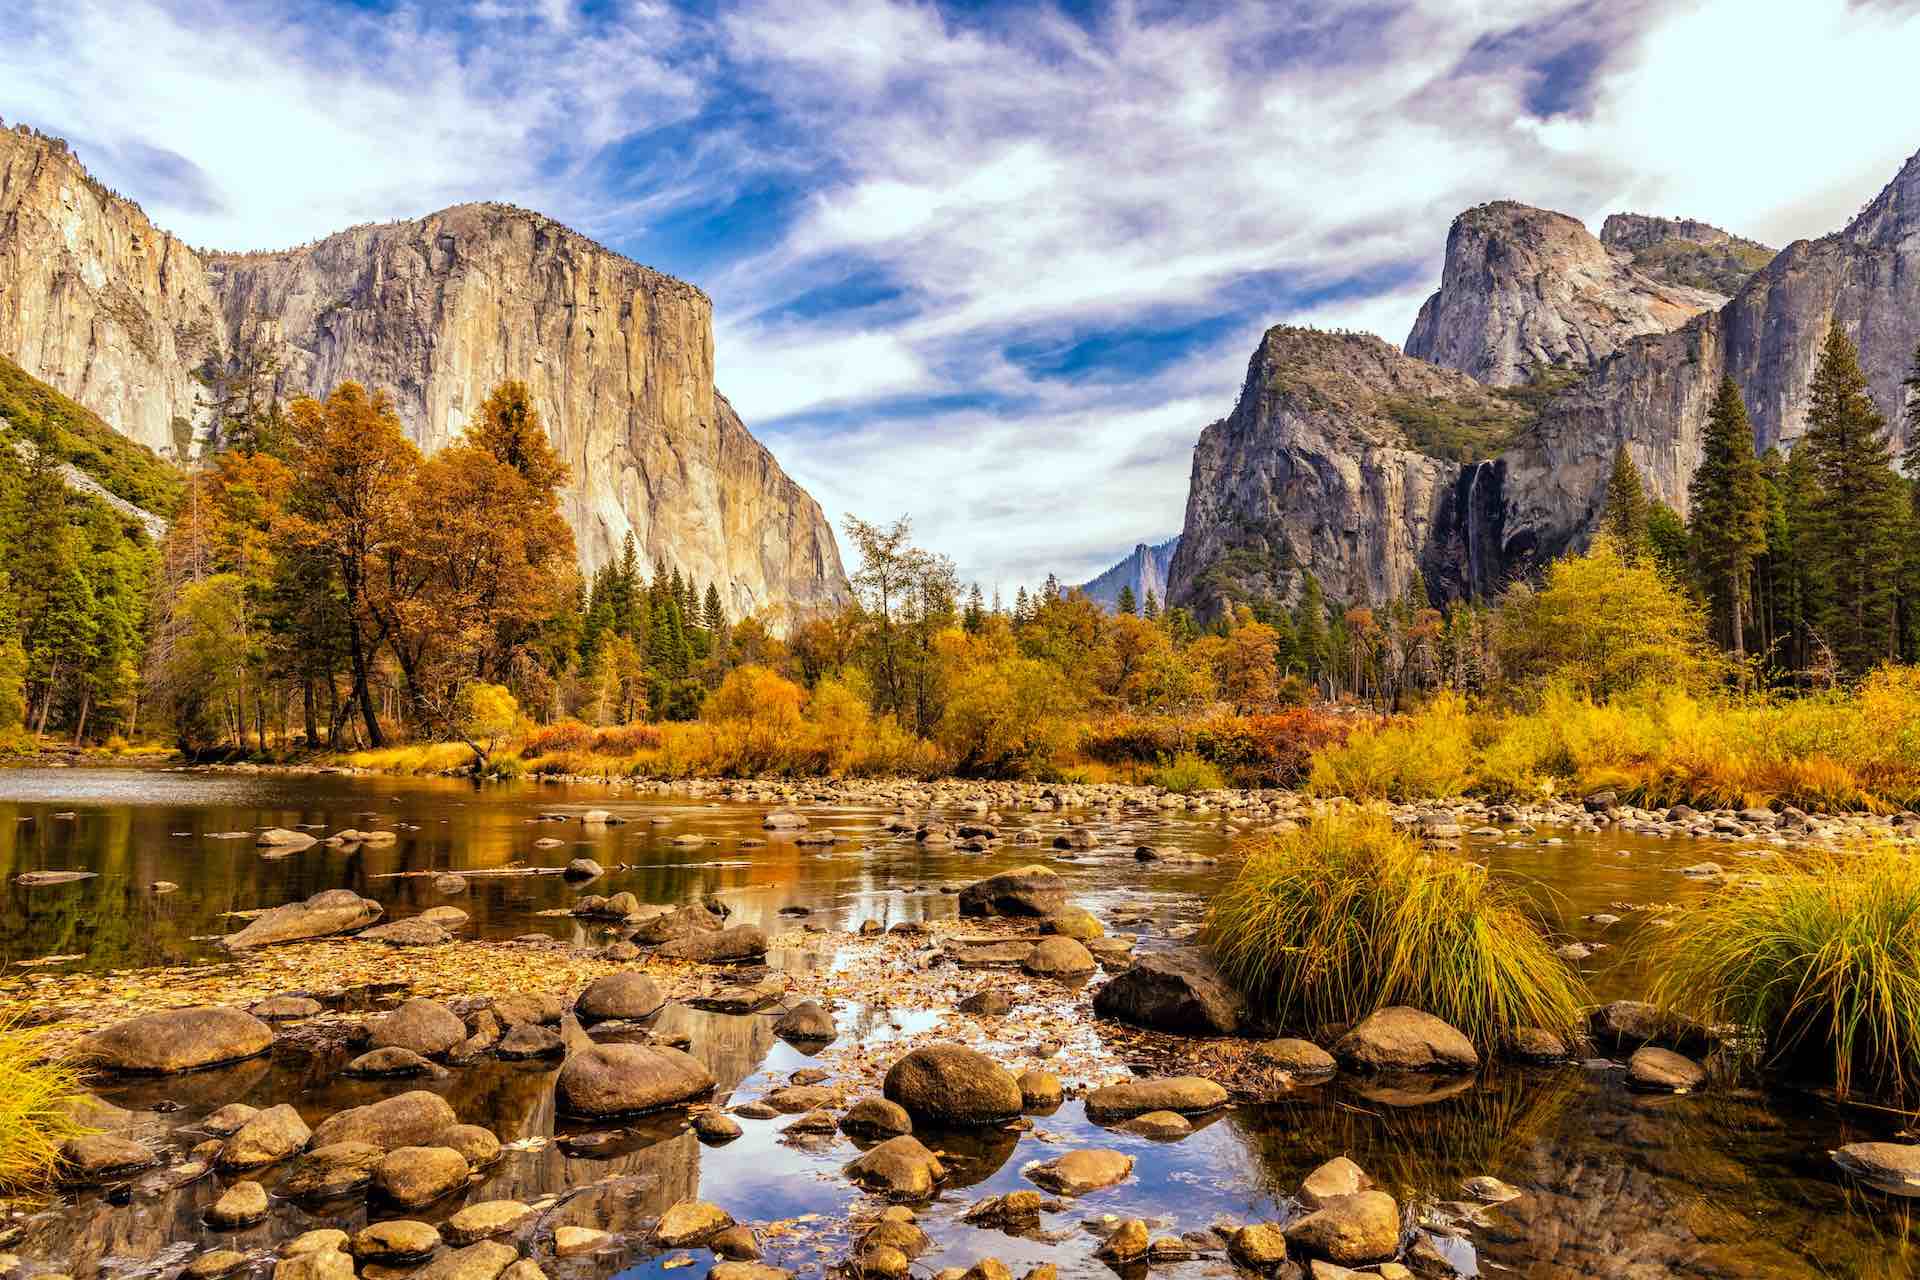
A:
[1173,147,1920,616]
[1404,200,1728,386]
[0,122,848,621]
[1076,537,1179,611]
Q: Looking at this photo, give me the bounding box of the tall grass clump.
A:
[1205,814,1586,1049]
[0,1017,89,1193]
[1648,847,1920,1101]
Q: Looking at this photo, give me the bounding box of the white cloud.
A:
[0,0,704,249]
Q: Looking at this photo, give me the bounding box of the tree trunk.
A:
[71,687,90,746]
[345,615,384,747]
[303,678,319,746]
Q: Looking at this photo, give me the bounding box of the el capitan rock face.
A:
[1404,200,1726,387]
[0,122,848,622]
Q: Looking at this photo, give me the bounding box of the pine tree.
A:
[962,583,985,633]
[1294,572,1328,689]
[1688,376,1769,666]
[1142,589,1160,621]
[1013,585,1030,625]
[1116,584,1137,615]
[702,583,725,636]
[1599,445,1650,560]
[1802,321,1906,676]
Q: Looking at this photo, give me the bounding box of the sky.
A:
[6,0,1920,594]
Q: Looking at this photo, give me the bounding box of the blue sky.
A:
[7,0,1920,592]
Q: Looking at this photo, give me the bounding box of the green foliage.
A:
[1627,235,1775,295]
[1802,322,1908,676]
[1205,813,1587,1048]
[0,356,183,516]
[1689,377,1768,660]
[1649,847,1920,1102]
[1381,393,1528,463]
[1147,751,1224,794]
[0,1016,90,1193]
[1599,446,1650,558]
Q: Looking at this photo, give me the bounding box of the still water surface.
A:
[2,768,1914,1280]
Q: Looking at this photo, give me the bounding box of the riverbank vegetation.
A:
[0,1016,88,1193]
[1,327,1917,813]
[1204,814,1586,1049]
[1649,848,1920,1102]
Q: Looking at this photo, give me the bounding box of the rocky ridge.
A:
[0,121,848,621]
[1172,147,1920,614]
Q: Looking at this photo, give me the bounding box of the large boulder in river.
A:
[1587,1000,1710,1056]
[219,889,382,950]
[1282,1190,1401,1265]
[310,1091,459,1151]
[957,866,1067,918]
[77,1006,274,1074]
[574,973,666,1022]
[882,1045,1023,1127]
[655,924,767,962]
[555,1044,715,1117]
[843,1135,946,1200]
[369,999,467,1058]
[1334,1008,1478,1073]
[1093,949,1249,1035]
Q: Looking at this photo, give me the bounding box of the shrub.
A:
[588,723,663,755]
[1194,708,1353,787]
[0,1017,89,1193]
[1648,847,1920,1101]
[1308,694,1473,800]
[937,654,1080,777]
[1205,814,1586,1049]
[523,720,593,754]
[1149,752,1224,794]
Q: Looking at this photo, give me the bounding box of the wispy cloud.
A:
[4,0,1918,591]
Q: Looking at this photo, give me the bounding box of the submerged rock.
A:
[1627,1046,1707,1092]
[840,1096,914,1138]
[656,923,768,962]
[206,1180,270,1228]
[220,889,382,949]
[59,1134,157,1183]
[1025,1149,1133,1195]
[282,1141,387,1199]
[1833,1142,1920,1189]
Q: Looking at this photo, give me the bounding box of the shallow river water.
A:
[1,768,1915,1280]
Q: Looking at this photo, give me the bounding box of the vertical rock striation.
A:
[0,124,220,456]
[0,121,849,621]
[1076,537,1179,610]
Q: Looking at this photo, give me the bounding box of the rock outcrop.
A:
[1174,148,1920,614]
[1076,536,1178,610]
[1599,213,1775,296]
[1166,328,1529,610]
[0,122,848,621]
[1405,200,1726,386]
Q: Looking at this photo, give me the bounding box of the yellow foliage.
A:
[1308,693,1474,800]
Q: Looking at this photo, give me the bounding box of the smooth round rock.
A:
[1333,1008,1479,1073]
[1282,1190,1400,1265]
[1025,1149,1133,1195]
[654,1200,734,1248]
[369,999,467,1058]
[78,1007,273,1074]
[574,973,665,1022]
[311,1091,459,1151]
[1084,1076,1227,1120]
[1627,1046,1707,1092]
[444,1200,534,1246]
[375,1146,471,1209]
[883,1045,1023,1127]
[555,1043,716,1117]
[217,1102,311,1170]
[206,1180,270,1229]
[352,1220,443,1262]
[844,1135,946,1200]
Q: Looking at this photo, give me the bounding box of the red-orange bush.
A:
[588,723,664,754]
[1192,708,1353,787]
[522,720,593,754]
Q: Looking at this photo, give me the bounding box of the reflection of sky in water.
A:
[7,769,1918,1278]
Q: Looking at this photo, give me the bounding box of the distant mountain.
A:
[1168,145,1920,617]
[1077,537,1179,610]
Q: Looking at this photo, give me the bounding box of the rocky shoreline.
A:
[7,786,1920,1280]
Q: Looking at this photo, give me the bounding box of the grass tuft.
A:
[1204,813,1586,1049]
[1648,847,1920,1101]
[0,1017,90,1193]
